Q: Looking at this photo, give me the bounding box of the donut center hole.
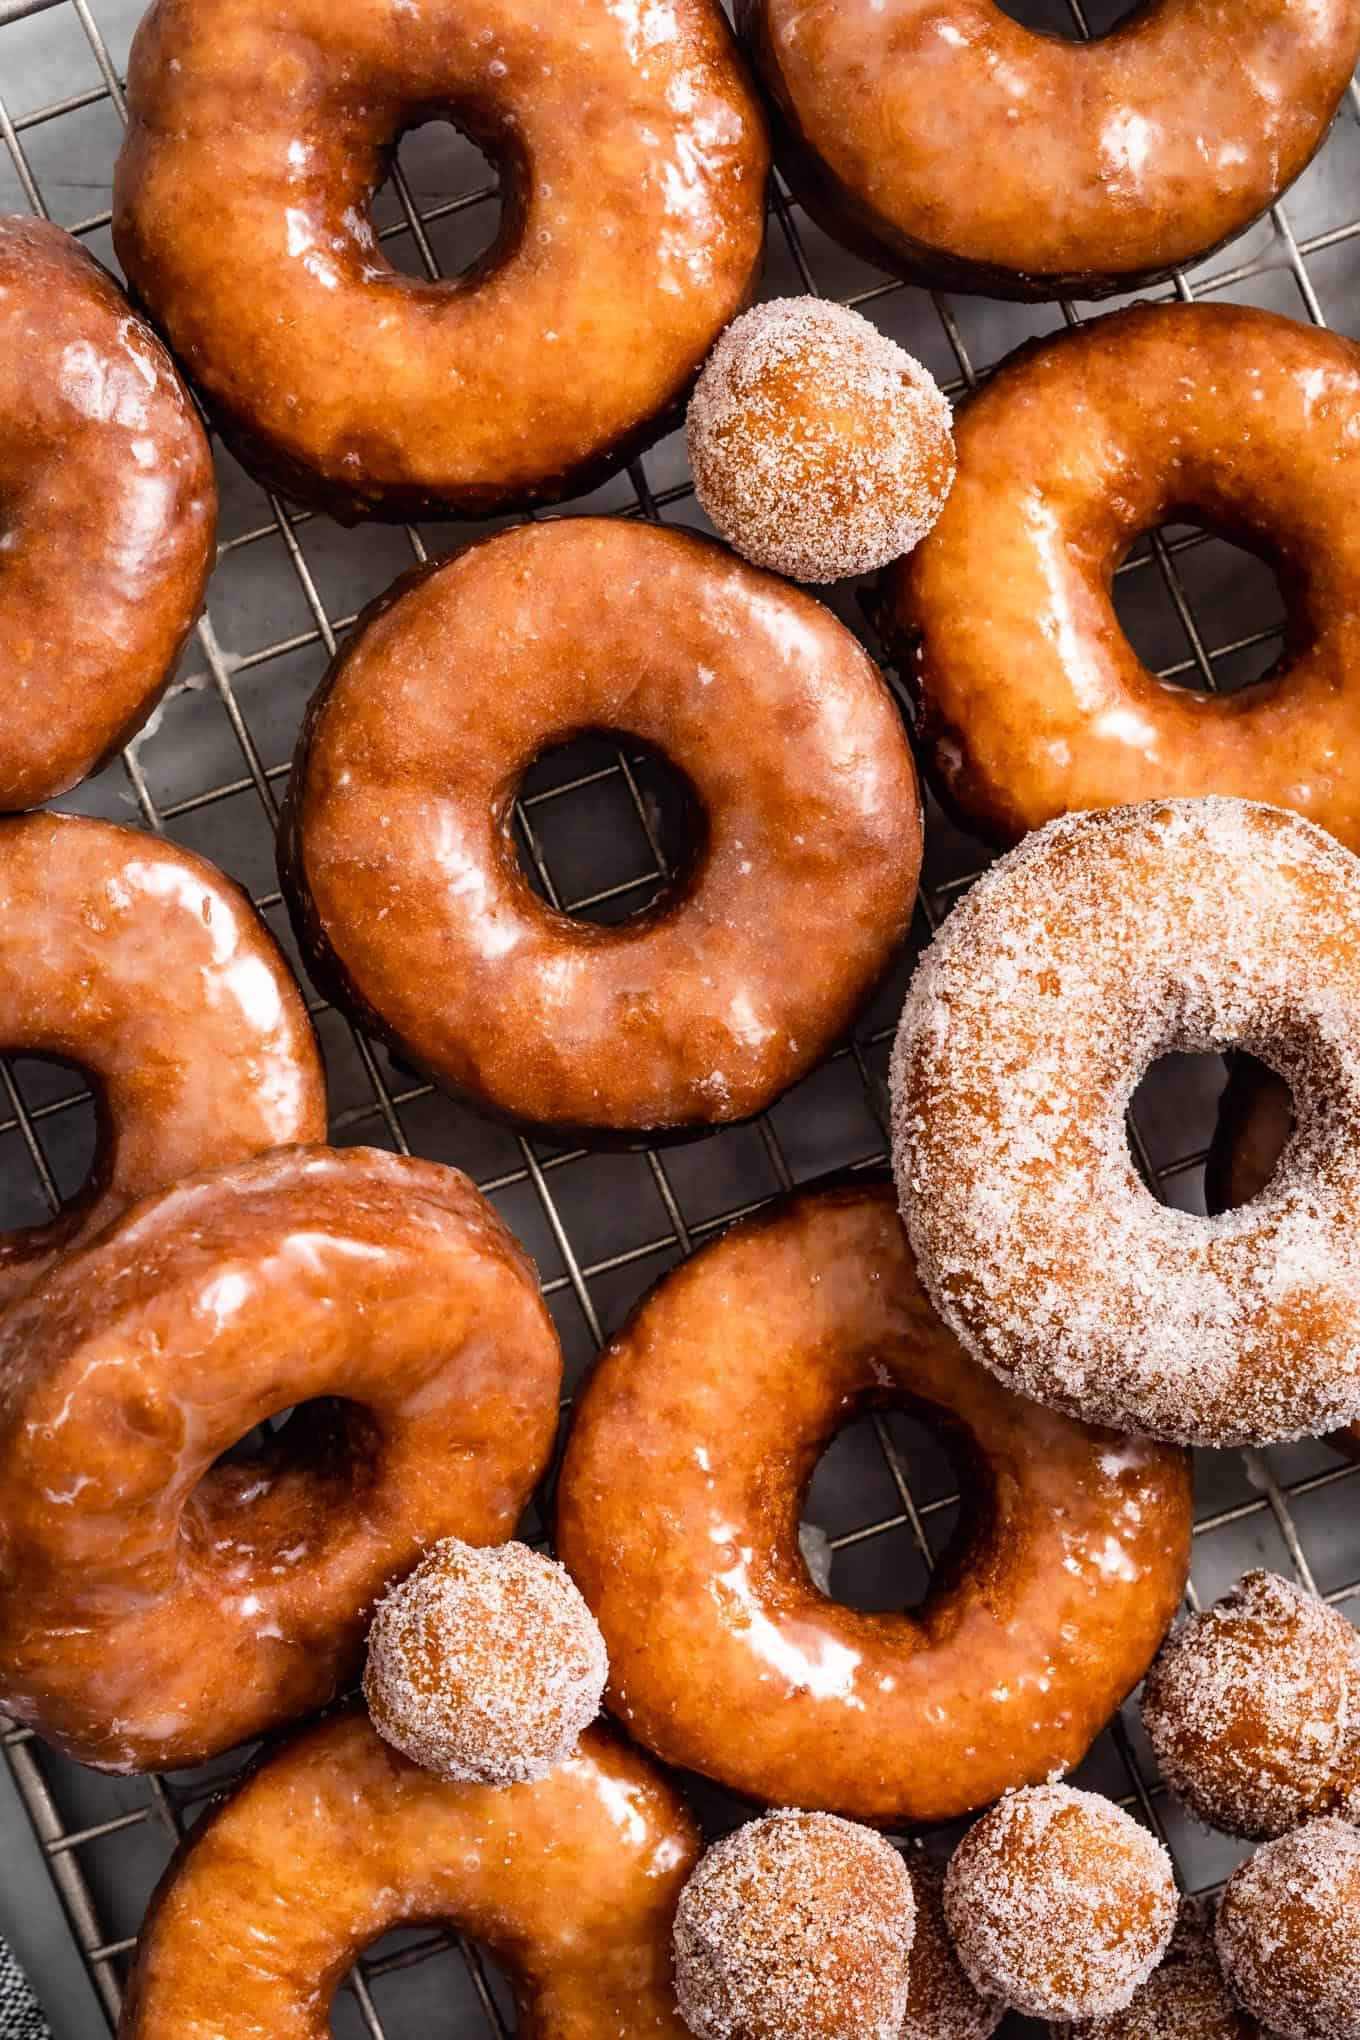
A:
[1127,1050,1294,1212]
[330,1928,513,2036]
[0,1053,100,1243]
[801,1407,969,1614]
[1112,524,1289,695]
[993,0,1138,33]
[188,1399,383,1554]
[375,117,507,283]
[513,734,707,925]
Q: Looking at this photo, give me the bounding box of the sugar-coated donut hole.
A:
[1110,521,1290,696]
[511,730,709,927]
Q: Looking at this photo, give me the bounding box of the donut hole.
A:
[513,734,708,925]
[801,1404,982,1613]
[374,116,509,283]
[993,0,1141,34]
[1112,524,1290,695]
[186,1398,384,1555]
[329,1927,514,2037]
[1128,1049,1294,1211]
[0,1053,100,1241]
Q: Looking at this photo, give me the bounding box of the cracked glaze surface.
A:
[113,0,769,519]
[121,1709,698,2040]
[0,216,215,808]
[0,1145,561,1772]
[280,519,921,1138]
[0,812,325,1304]
[883,303,1360,849]
[739,0,1360,298]
[556,1184,1191,1825]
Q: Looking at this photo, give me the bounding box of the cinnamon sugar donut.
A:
[1216,1820,1360,2040]
[363,1537,607,1785]
[892,798,1360,1448]
[943,1785,1178,2022]
[1140,1571,1360,1840]
[281,519,921,1139]
[122,1709,698,2040]
[0,1146,560,1772]
[881,304,1360,851]
[672,1811,915,2040]
[556,1183,1191,1825]
[1207,1058,1360,1462]
[113,0,768,520]
[739,2,1360,299]
[0,812,324,1305]
[901,1859,1003,2040]
[1058,1899,1259,2040]
[0,217,215,808]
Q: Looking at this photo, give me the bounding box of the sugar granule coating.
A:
[1141,1570,1360,1840]
[363,1538,607,1786]
[890,797,1360,1448]
[686,296,955,583]
[900,1857,1004,2040]
[1058,1898,1258,2040]
[943,1783,1178,2021]
[672,1809,915,2040]
[1216,1819,1360,2040]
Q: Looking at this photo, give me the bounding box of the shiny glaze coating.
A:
[883,303,1360,850]
[113,0,768,521]
[0,1145,561,1772]
[556,1184,1192,1825]
[0,812,324,1304]
[280,520,922,1139]
[0,216,215,807]
[738,2,1360,300]
[1207,1057,1360,1462]
[122,1710,698,2040]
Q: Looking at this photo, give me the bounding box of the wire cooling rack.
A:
[3,0,1360,2033]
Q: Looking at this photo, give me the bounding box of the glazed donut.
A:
[122,1709,698,2040]
[1207,1059,1360,1461]
[0,216,215,809]
[881,303,1360,851]
[0,1145,560,1772]
[891,797,1360,1448]
[113,0,768,521]
[0,812,324,1305]
[738,2,1360,300]
[281,519,921,1139]
[556,1182,1191,1825]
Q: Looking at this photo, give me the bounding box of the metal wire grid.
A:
[1,0,1360,2031]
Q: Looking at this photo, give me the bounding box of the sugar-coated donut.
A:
[943,1785,1178,2022]
[892,798,1360,1448]
[281,519,921,1140]
[1056,1898,1258,2040]
[113,0,768,520]
[881,303,1360,851]
[0,216,214,809]
[1141,1571,1360,1840]
[556,1183,1191,1825]
[672,1811,915,2040]
[363,1537,607,1785]
[122,1708,698,2040]
[1207,1058,1360,1462]
[0,812,324,1306]
[0,1146,560,1772]
[687,297,955,583]
[901,1859,1003,2040]
[1216,1820,1360,2040]
[738,2,1360,299]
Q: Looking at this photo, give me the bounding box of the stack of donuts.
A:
[5,1,1360,2037]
